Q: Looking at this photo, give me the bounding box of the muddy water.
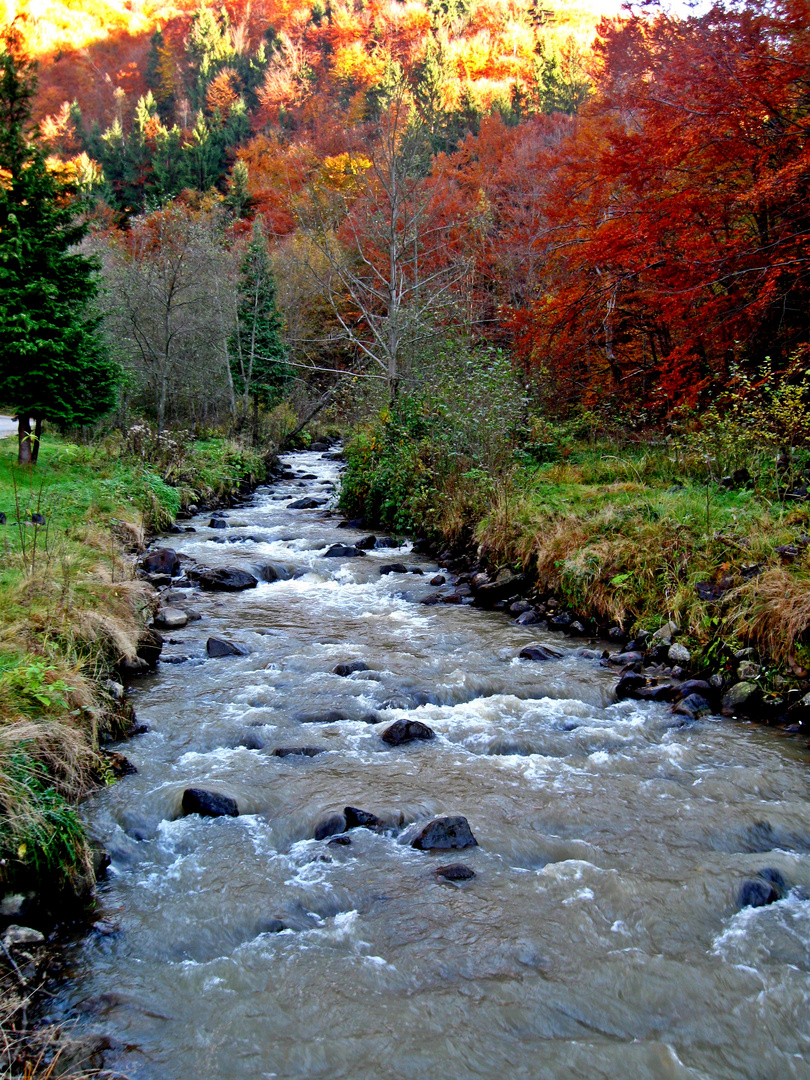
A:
[59,450,810,1080]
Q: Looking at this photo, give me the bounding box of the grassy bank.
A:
[0,427,268,911]
[340,389,810,697]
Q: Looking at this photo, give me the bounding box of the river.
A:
[55,448,810,1079]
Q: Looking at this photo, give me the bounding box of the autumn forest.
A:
[9,0,805,427]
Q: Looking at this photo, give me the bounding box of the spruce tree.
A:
[0,29,118,464]
[229,219,290,441]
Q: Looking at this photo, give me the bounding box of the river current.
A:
[58,449,810,1079]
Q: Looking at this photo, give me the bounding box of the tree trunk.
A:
[17,415,33,465]
[252,393,259,448]
[31,417,43,463]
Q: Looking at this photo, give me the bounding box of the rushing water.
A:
[57,449,810,1080]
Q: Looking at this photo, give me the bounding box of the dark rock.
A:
[607,626,627,642]
[722,681,763,717]
[430,575,446,586]
[380,563,408,575]
[334,660,370,676]
[408,567,424,575]
[678,679,713,700]
[436,863,476,881]
[510,600,534,615]
[441,592,463,604]
[144,572,173,587]
[288,497,327,509]
[672,693,712,721]
[516,610,542,625]
[298,710,348,724]
[207,637,247,658]
[634,684,679,702]
[273,746,325,758]
[344,806,383,831]
[337,518,365,529]
[119,656,150,677]
[192,567,258,592]
[375,536,399,548]
[519,644,564,662]
[738,878,782,909]
[140,547,181,576]
[568,620,586,636]
[615,672,647,699]
[209,517,228,529]
[136,629,163,668]
[549,611,573,630]
[411,816,478,851]
[328,835,352,846]
[314,814,346,840]
[324,543,365,558]
[382,719,435,746]
[420,594,441,605]
[607,650,644,667]
[355,535,377,549]
[181,788,239,818]
[472,572,527,608]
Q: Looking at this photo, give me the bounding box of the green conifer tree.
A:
[0,29,118,464]
[229,220,290,442]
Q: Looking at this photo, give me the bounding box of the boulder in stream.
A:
[207,637,248,658]
[355,535,377,550]
[209,517,228,529]
[381,719,435,746]
[411,816,478,851]
[519,644,564,662]
[289,497,327,509]
[154,606,188,630]
[324,544,365,558]
[672,693,712,721]
[344,806,384,831]
[181,788,239,818]
[192,567,258,592]
[333,660,370,676]
[380,563,408,575]
[722,681,763,717]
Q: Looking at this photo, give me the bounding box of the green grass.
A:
[0,426,270,900]
[342,411,810,685]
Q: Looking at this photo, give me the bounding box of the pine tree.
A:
[0,29,118,464]
[229,219,289,441]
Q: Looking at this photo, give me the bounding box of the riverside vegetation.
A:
[0,424,269,1066]
[339,345,810,722]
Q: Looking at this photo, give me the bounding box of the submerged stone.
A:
[436,863,476,882]
[334,660,370,676]
[519,644,564,662]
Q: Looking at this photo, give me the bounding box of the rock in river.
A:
[181,788,239,818]
[411,816,478,851]
[334,660,370,676]
[382,719,435,746]
[154,606,188,630]
[519,644,564,662]
[192,567,258,592]
[288,497,327,509]
[273,746,325,758]
[207,637,247,658]
[324,544,365,558]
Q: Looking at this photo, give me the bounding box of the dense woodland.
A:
[10,0,808,432]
